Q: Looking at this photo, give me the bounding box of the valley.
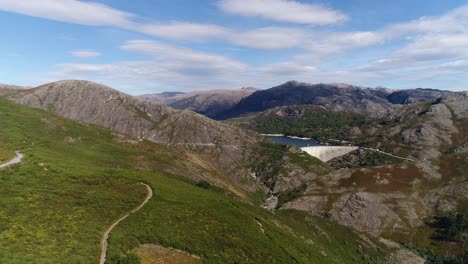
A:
[1,1,467,263]
[142,81,468,263]
[0,94,391,263]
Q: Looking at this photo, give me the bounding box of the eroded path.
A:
[0,151,23,169]
[100,183,153,264]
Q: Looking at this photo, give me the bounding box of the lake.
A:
[265,135,320,148]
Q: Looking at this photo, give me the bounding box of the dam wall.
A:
[300,146,358,162]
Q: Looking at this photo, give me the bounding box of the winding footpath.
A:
[100,183,153,264]
[0,151,23,169]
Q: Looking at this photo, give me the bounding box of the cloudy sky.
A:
[0,0,467,94]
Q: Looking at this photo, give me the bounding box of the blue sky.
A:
[0,0,467,94]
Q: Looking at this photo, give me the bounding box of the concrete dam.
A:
[301,146,359,162]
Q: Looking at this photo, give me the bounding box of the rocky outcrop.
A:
[282,196,328,215]
[397,103,458,159]
[385,249,426,264]
[442,91,468,118]
[330,192,404,236]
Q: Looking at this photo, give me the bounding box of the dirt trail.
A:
[100,183,153,264]
[0,151,23,169]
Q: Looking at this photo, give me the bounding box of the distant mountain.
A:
[221,81,395,119]
[138,87,257,118]
[0,84,26,96]
[147,81,454,120]
[387,88,452,104]
[138,91,186,104]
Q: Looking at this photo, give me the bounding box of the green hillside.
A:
[0,98,387,263]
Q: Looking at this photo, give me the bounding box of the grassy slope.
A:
[0,98,386,263]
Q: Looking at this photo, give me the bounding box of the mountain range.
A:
[0,79,466,263]
[139,81,453,119]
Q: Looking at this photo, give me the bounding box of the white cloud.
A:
[120,40,247,74]
[358,4,468,72]
[386,4,468,36]
[0,0,229,42]
[227,27,383,53]
[137,22,229,41]
[70,50,101,58]
[436,60,468,70]
[5,1,467,91]
[0,0,374,53]
[359,34,468,72]
[52,39,385,93]
[231,27,309,50]
[259,62,317,75]
[52,41,249,92]
[0,0,134,27]
[217,0,348,25]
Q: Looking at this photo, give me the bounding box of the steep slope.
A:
[139,87,257,119]
[4,80,331,198]
[8,80,257,146]
[0,97,390,263]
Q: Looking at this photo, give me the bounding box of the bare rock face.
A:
[385,249,426,264]
[282,196,328,215]
[426,182,468,214]
[330,192,403,236]
[442,91,468,118]
[386,101,458,160]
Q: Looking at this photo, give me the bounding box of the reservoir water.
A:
[265,136,320,148]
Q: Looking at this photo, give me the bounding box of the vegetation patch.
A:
[338,164,424,192]
[228,105,373,143]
